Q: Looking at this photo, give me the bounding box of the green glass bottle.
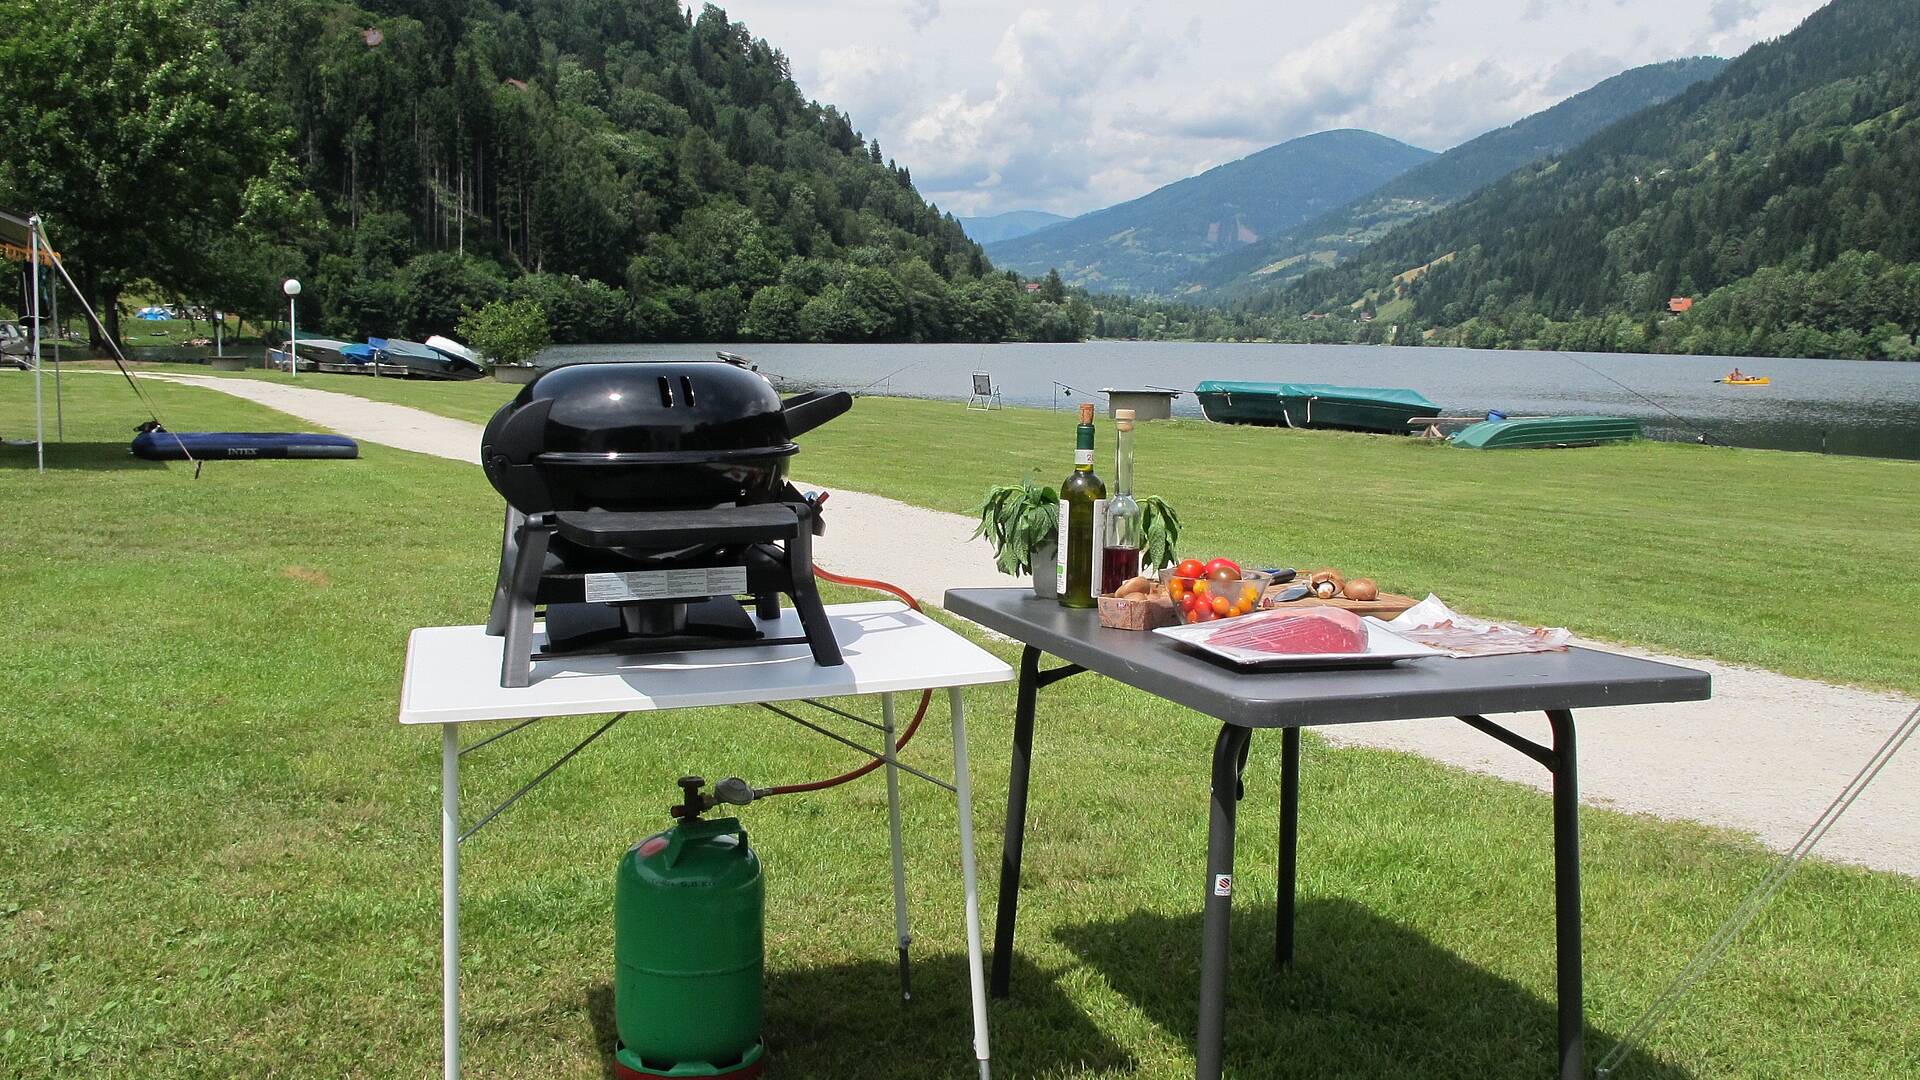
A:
[1057,402,1107,608]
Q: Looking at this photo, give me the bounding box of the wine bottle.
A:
[1101,408,1141,594]
[1057,403,1106,608]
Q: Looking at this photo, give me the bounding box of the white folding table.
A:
[398,600,1014,1079]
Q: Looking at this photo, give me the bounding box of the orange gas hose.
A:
[759,566,933,797]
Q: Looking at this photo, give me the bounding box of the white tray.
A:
[1153,614,1444,670]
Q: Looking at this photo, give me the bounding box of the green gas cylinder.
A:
[614,780,765,1079]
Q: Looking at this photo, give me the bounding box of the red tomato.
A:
[1208,566,1240,586]
[1204,558,1241,578]
[1175,559,1206,580]
[1193,606,1217,622]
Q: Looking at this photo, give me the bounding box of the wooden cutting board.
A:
[1262,586,1419,619]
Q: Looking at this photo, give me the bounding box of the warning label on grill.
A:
[583,566,748,603]
[1213,874,1233,897]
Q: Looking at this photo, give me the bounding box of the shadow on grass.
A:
[587,951,1137,1078]
[0,441,157,471]
[1053,898,1694,1080]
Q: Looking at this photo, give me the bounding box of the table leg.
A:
[881,692,913,1001]
[1276,726,1300,968]
[950,687,992,1080]
[990,645,1041,999]
[1197,724,1252,1080]
[441,724,461,1080]
[1548,709,1584,1080]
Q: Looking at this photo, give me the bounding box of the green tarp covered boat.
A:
[1192,381,1440,434]
[1452,415,1640,449]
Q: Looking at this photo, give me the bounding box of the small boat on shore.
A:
[1452,415,1640,449]
[1193,381,1440,434]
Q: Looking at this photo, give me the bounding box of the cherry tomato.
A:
[1176,559,1206,580]
[1211,595,1231,617]
[1168,578,1187,602]
[1193,579,1209,595]
[1204,558,1241,578]
[1193,606,1217,622]
[1240,584,1260,607]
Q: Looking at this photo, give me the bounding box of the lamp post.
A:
[282,278,301,379]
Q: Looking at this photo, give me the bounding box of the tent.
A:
[4,209,183,472]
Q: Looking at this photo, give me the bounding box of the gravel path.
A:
[150,372,1920,877]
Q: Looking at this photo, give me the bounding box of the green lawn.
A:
[2,375,1916,1079]
[148,367,1920,696]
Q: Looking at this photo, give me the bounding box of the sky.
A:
[715,0,1828,219]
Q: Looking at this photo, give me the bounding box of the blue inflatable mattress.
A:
[131,429,360,460]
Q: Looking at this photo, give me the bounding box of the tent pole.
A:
[29,213,43,473]
[50,252,62,440]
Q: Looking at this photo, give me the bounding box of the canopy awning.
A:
[0,209,59,263]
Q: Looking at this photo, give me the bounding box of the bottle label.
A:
[1074,449,1093,466]
[1056,500,1069,594]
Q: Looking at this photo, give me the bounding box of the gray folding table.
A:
[944,588,1711,1080]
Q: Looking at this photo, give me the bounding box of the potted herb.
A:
[1138,495,1181,572]
[971,478,1061,598]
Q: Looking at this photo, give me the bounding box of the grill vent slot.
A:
[682,376,697,407]
[656,376,674,407]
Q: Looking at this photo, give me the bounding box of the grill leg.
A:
[1197,724,1252,1080]
[498,516,550,688]
[990,645,1041,999]
[1277,726,1300,968]
[1549,709,1585,1080]
[484,506,523,636]
[783,520,843,666]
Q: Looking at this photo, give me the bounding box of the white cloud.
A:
[720,0,1828,217]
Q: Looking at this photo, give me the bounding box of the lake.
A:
[540,341,1920,461]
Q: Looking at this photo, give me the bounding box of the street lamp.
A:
[282,278,302,379]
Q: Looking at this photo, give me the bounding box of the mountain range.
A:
[1250,0,1920,358]
[956,209,1068,244]
[985,129,1436,294]
[1183,56,1730,296]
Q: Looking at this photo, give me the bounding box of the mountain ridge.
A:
[957,209,1069,244]
[1242,0,1920,360]
[1185,56,1731,296]
[985,129,1435,295]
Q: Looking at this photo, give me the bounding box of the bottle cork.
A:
[1078,402,1095,423]
[1115,408,1135,431]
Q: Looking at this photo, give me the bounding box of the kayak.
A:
[1723,376,1770,385]
[132,428,360,460]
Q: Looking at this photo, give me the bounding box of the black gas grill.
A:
[481,358,852,687]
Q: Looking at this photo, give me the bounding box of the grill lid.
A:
[481,360,849,513]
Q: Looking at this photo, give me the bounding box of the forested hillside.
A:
[985,130,1434,295]
[1185,57,1728,296]
[1241,0,1920,360]
[1,1,1096,346]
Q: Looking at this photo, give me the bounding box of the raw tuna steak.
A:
[1204,608,1368,655]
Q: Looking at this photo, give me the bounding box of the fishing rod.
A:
[1555,351,1729,446]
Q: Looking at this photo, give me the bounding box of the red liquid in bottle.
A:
[1101,545,1141,595]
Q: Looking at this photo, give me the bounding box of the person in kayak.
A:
[1727,367,1746,381]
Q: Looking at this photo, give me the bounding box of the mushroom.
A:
[1313,579,1339,599]
[1344,578,1379,602]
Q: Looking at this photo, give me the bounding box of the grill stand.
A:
[487,499,843,687]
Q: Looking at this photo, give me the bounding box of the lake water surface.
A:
[541,341,1920,460]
